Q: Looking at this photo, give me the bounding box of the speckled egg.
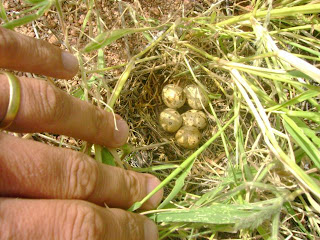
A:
[184,84,208,110]
[175,126,202,149]
[182,110,207,130]
[162,84,186,109]
[159,108,183,133]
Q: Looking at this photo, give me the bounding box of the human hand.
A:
[0,27,163,240]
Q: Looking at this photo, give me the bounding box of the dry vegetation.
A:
[1,0,320,239]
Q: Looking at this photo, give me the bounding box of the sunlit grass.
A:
[2,0,320,238]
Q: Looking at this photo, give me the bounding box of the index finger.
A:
[0,26,78,79]
[0,75,129,148]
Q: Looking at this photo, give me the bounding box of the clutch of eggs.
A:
[160,84,209,149]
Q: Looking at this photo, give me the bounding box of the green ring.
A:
[0,72,21,130]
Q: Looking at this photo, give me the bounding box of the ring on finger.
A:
[0,72,21,130]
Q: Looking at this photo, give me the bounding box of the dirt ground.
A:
[2,0,197,66]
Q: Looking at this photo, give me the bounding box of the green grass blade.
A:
[134,164,179,172]
[129,114,237,211]
[280,38,320,58]
[284,202,314,240]
[2,2,51,29]
[77,0,94,43]
[194,184,226,207]
[288,116,320,148]
[83,27,159,52]
[266,90,319,112]
[0,0,8,23]
[2,14,39,29]
[158,159,195,209]
[286,111,320,125]
[271,211,280,240]
[277,50,320,85]
[25,0,48,4]
[283,115,320,169]
[216,4,320,27]
[287,70,314,81]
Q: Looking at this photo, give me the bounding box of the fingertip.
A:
[0,27,79,79]
[144,219,158,240]
[109,115,129,147]
[61,51,79,78]
[91,112,129,148]
[107,208,158,240]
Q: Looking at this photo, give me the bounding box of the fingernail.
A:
[144,219,158,240]
[61,51,78,73]
[113,117,129,145]
[147,176,163,208]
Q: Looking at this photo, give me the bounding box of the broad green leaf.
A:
[72,88,85,100]
[83,27,157,52]
[283,116,320,169]
[158,160,195,209]
[101,147,116,166]
[151,198,283,231]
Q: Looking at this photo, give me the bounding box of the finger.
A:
[0,133,163,210]
[0,198,158,240]
[0,75,128,148]
[0,26,78,79]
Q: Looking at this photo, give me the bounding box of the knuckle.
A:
[64,152,98,199]
[0,27,12,54]
[123,213,142,240]
[108,209,143,240]
[125,172,143,205]
[92,109,109,138]
[34,81,69,124]
[61,201,105,240]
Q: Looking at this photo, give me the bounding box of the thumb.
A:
[0,26,78,79]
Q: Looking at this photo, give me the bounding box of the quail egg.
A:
[162,84,186,109]
[184,84,208,110]
[175,126,201,149]
[159,108,183,133]
[182,110,207,130]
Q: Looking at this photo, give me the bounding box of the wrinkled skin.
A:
[0,26,163,240]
